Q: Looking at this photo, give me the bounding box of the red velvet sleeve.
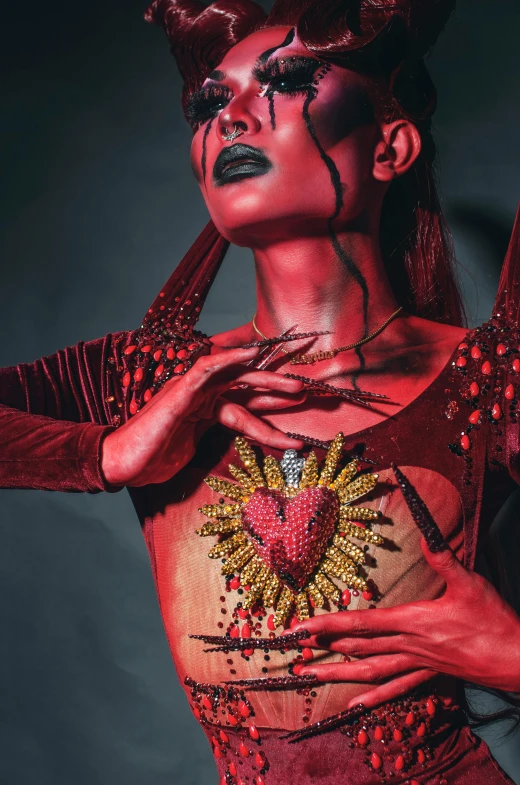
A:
[0,331,133,493]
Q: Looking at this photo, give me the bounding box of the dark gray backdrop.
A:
[1,1,520,783]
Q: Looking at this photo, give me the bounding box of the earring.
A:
[222,124,243,142]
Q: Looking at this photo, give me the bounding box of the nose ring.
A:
[222,124,243,142]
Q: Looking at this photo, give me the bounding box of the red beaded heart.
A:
[241,487,339,593]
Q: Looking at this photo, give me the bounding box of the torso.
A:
[129,318,515,732]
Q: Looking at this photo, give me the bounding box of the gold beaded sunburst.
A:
[197,433,384,628]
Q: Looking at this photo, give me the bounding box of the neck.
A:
[253,228,398,353]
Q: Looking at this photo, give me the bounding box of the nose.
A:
[216,91,262,142]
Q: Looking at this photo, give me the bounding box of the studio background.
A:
[1,1,520,783]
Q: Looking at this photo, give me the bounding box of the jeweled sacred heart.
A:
[241,486,339,593]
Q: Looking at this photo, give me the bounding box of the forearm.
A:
[0,404,120,493]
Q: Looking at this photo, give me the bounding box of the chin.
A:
[206,183,336,246]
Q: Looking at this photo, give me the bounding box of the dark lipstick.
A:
[213,143,273,186]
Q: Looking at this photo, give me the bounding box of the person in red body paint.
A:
[1,1,520,783]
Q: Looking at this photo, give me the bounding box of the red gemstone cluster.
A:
[447,312,520,477]
[184,678,269,785]
[340,692,457,783]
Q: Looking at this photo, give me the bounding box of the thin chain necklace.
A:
[252,307,403,365]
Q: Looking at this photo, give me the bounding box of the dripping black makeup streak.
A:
[257,27,295,65]
[302,89,371,390]
[253,56,323,132]
[201,117,214,185]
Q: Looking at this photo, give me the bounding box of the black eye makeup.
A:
[185,84,233,130]
[252,56,325,98]
[185,56,330,131]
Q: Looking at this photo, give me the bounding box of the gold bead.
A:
[300,452,319,489]
[319,432,344,487]
[263,456,285,490]
[205,476,248,502]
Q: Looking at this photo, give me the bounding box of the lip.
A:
[213,143,273,186]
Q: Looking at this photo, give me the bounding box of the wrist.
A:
[99,430,122,487]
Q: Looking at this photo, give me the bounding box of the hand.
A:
[101,345,305,487]
[292,537,520,711]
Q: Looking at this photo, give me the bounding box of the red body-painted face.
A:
[189,26,384,246]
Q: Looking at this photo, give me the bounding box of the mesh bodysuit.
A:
[1,215,520,784]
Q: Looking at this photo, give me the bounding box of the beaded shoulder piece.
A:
[108,221,229,426]
[445,205,520,476]
[197,432,384,629]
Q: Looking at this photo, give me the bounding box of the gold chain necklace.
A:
[252,307,403,365]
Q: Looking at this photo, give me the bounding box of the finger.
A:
[345,669,437,711]
[300,653,423,683]
[231,370,305,393]
[222,389,308,411]
[324,633,422,658]
[216,400,304,450]
[290,606,422,639]
[419,537,467,588]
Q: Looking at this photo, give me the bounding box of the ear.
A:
[372,120,422,183]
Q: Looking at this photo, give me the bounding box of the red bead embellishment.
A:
[469,382,480,397]
[357,729,369,746]
[460,434,471,451]
[513,359,520,373]
[456,356,467,368]
[239,742,249,757]
[492,403,503,420]
[341,589,351,607]
[468,410,481,425]
[505,384,515,400]
[124,345,137,355]
[248,724,260,741]
[134,367,144,383]
[496,343,507,356]
[122,372,131,387]
[143,388,153,402]
[370,752,383,770]
[481,361,492,375]
[471,346,482,359]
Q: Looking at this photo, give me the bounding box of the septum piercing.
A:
[222,124,243,142]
